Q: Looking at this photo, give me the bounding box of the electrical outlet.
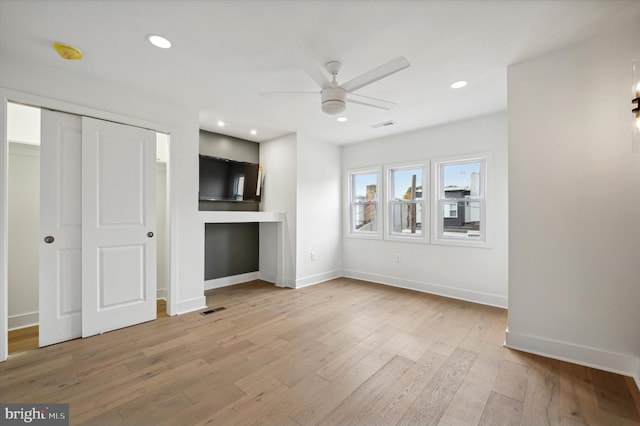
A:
[311,251,317,261]
[395,253,401,263]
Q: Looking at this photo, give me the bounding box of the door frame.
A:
[0,88,178,361]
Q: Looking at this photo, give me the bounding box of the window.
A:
[433,155,487,245]
[386,164,427,240]
[443,202,458,218]
[348,168,381,237]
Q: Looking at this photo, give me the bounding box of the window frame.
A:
[384,162,429,243]
[346,166,383,239]
[431,154,489,247]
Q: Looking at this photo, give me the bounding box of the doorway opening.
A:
[6,102,171,354]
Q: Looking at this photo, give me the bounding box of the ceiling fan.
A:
[259,56,410,115]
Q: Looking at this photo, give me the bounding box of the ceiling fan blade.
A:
[302,62,332,89]
[259,91,319,97]
[341,56,410,93]
[348,93,397,110]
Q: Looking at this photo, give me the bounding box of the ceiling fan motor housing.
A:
[321,87,347,114]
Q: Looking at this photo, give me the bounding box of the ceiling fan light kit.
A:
[321,87,347,114]
[260,56,410,115]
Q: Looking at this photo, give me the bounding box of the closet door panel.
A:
[81,117,156,337]
[39,110,82,347]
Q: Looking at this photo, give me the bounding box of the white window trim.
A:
[431,153,490,248]
[345,165,383,239]
[384,162,429,243]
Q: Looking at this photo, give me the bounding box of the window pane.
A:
[354,203,377,232]
[391,168,423,200]
[442,201,481,238]
[443,202,458,218]
[353,172,378,201]
[391,203,422,235]
[442,161,481,197]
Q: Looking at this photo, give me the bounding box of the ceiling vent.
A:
[371,120,396,128]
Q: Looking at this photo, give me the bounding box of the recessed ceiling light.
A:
[337,117,348,122]
[250,129,257,135]
[450,80,468,89]
[147,34,171,49]
[217,120,225,127]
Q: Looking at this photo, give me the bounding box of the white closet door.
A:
[39,110,83,347]
[81,117,157,337]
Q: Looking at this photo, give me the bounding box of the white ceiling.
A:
[1,0,639,144]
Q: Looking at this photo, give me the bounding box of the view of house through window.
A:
[349,155,485,244]
[436,158,484,241]
[350,170,379,233]
[388,166,425,237]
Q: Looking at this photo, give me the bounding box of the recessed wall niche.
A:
[199,130,260,282]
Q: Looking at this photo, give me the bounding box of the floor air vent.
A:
[201,307,226,315]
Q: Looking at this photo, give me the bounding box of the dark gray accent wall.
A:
[204,223,259,280]
[200,130,260,280]
[199,130,259,163]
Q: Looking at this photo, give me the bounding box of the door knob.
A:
[147,232,154,238]
[44,236,55,244]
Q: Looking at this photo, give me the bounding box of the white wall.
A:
[259,133,298,286]
[7,143,39,329]
[0,52,206,360]
[295,134,342,287]
[342,113,509,307]
[507,24,640,381]
[156,162,168,300]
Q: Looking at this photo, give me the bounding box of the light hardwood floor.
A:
[2,278,639,425]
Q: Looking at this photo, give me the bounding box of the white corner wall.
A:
[295,134,342,287]
[156,162,169,300]
[7,143,39,329]
[259,133,298,286]
[507,24,640,381]
[342,113,509,307]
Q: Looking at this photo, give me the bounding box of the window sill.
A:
[385,234,429,244]
[431,236,491,249]
[346,231,383,240]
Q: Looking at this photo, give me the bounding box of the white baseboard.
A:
[259,272,277,285]
[156,288,167,300]
[205,272,261,291]
[342,269,507,308]
[295,270,342,289]
[505,330,640,381]
[8,311,38,330]
[176,296,207,315]
[635,361,640,391]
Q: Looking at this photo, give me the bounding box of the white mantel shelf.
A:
[200,211,286,288]
[200,211,285,223]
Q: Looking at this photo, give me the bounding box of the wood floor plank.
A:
[493,359,530,402]
[318,355,414,425]
[195,378,289,425]
[520,355,563,425]
[478,391,523,426]
[591,368,640,422]
[241,373,330,425]
[438,381,492,426]
[1,278,638,426]
[289,362,377,425]
[398,347,478,425]
[359,350,449,425]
